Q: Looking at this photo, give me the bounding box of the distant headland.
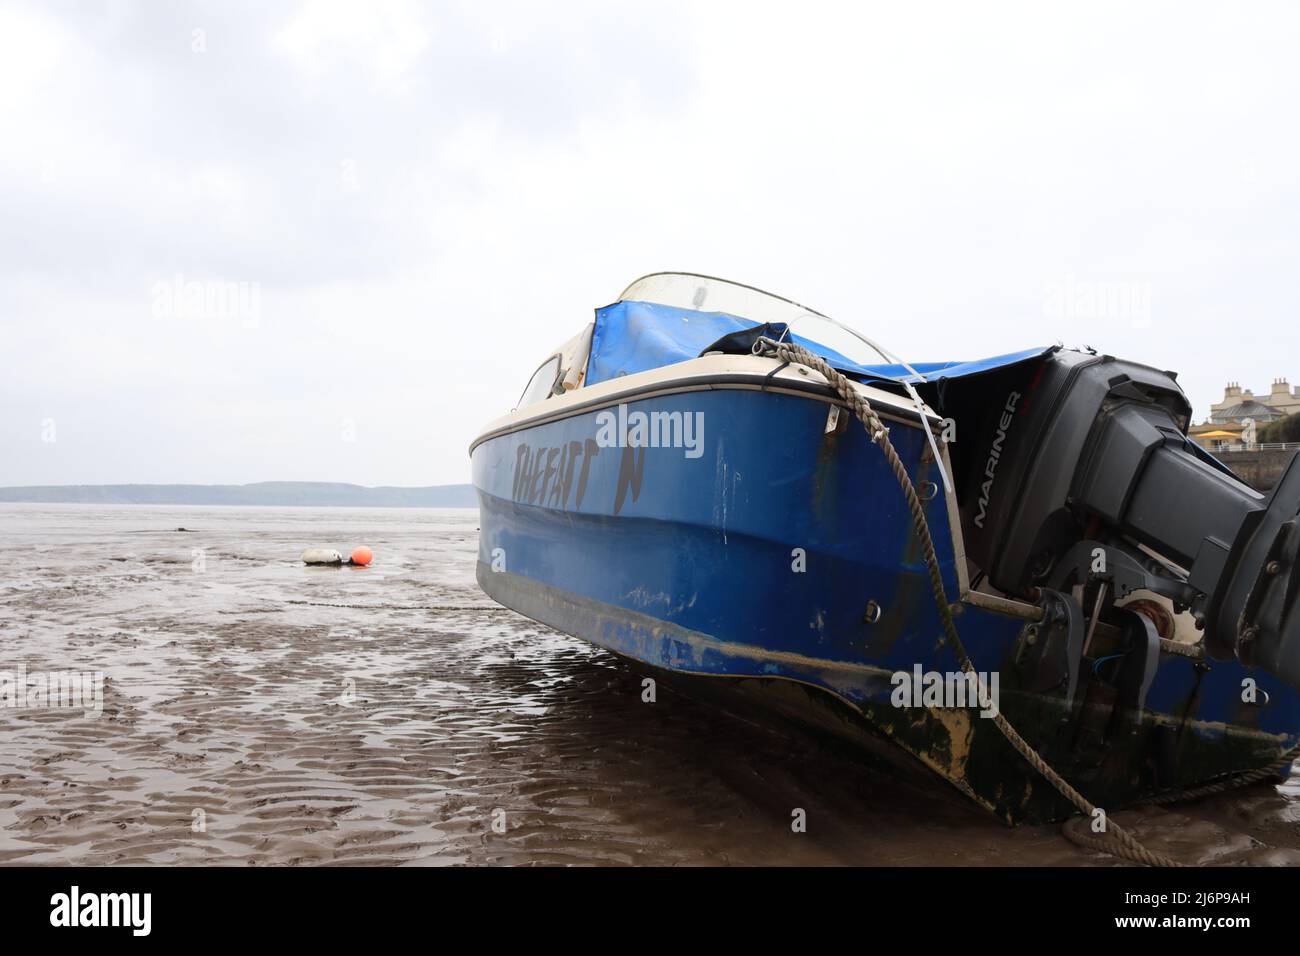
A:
[0,481,476,508]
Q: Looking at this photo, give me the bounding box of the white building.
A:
[1208,379,1300,424]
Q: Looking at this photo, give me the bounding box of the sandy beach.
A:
[1,503,1298,866]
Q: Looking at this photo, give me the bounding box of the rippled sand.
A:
[1,503,1298,866]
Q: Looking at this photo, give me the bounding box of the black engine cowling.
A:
[930,347,1300,687]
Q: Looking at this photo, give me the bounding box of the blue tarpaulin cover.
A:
[585,300,1051,387]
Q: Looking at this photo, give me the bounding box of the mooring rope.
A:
[752,336,1186,867]
[284,599,513,612]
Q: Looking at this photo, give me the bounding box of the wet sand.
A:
[1,503,1298,866]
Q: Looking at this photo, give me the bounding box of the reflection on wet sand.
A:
[0,504,1297,866]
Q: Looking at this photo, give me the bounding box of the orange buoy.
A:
[350,545,373,566]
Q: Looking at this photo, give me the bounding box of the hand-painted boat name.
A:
[513,440,647,516]
[514,439,600,510]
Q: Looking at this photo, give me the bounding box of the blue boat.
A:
[471,273,1300,823]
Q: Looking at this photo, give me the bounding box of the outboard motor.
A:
[947,348,1300,688]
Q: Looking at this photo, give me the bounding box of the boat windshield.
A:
[618,272,892,367]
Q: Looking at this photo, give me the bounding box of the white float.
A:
[301,548,344,565]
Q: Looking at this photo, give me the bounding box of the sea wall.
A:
[1216,447,1299,491]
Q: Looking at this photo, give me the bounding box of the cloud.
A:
[2,0,1299,486]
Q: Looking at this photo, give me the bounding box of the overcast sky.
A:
[3,0,1299,487]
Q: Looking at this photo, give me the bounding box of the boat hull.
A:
[472,367,1300,823]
